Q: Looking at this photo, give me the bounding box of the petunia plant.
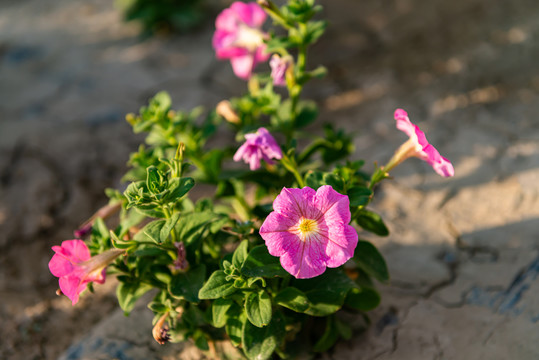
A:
[49,1,454,359]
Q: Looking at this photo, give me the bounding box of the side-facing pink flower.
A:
[48,240,123,305]
[386,109,454,177]
[213,2,270,79]
[233,127,283,170]
[269,54,291,87]
[260,186,358,279]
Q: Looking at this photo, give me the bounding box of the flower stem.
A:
[281,153,305,187]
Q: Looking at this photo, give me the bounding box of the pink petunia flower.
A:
[48,239,124,305]
[269,54,291,87]
[213,1,270,79]
[233,127,283,170]
[259,186,358,279]
[386,109,454,177]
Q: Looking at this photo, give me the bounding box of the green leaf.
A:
[304,20,327,45]
[242,311,285,360]
[159,212,181,243]
[245,290,272,328]
[241,245,288,278]
[176,211,223,246]
[274,287,309,313]
[335,317,352,340]
[116,281,152,314]
[295,269,357,316]
[347,187,373,207]
[295,101,318,128]
[134,219,166,244]
[152,91,172,113]
[194,332,210,351]
[305,170,324,189]
[168,264,206,302]
[323,173,345,193]
[232,240,249,269]
[344,287,381,311]
[226,305,246,347]
[165,177,195,201]
[304,290,344,316]
[212,298,234,328]
[313,316,339,352]
[354,240,389,282]
[146,166,167,195]
[198,270,236,299]
[355,210,389,236]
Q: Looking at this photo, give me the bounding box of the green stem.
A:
[161,205,178,243]
[281,154,305,188]
[135,241,176,251]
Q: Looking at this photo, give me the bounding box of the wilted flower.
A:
[385,109,455,177]
[213,1,269,79]
[233,127,282,170]
[173,242,189,271]
[269,54,292,87]
[259,186,358,279]
[48,239,123,305]
[74,202,122,239]
[152,312,170,345]
[216,100,241,124]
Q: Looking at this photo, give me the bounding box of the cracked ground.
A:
[1,0,539,359]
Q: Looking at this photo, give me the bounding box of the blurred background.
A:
[1,0,538,358]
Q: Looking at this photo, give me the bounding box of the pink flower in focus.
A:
[213,2,270,79]
[259,186,358,279]
[269,54,291,87]
[48,240,123,305]
[233,127,282,170]
[389,109,455,177]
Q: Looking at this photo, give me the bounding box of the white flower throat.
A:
[234,24,264,51]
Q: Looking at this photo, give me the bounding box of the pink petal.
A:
[257,128,282,159]
[314,185,351,224]
[215,44,249,59]
[253,45,270,63]
[230,54,255,79]
[394,109,416,138]
[215,8,239,32]
[48,253,74,277]
[260,212,299,256]
[273,187,319,219]
[423,144,455,177]
[324,224,358,268]
[248,148,262,170]
[233,142,250,162]
[59,275,83,305]
[60,239,91,262]
[280,234,328,279]
[270,54,288,86]
[230,2,267,28]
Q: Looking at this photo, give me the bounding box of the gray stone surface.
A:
[1,0,538,359]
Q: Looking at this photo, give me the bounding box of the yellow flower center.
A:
[298,218,319,240]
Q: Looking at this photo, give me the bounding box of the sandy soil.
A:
[1,0,538,359]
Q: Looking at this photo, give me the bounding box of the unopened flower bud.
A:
[216,100,240,124]
[152,312,170,345]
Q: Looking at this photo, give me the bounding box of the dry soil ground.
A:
[1,0,539,359]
